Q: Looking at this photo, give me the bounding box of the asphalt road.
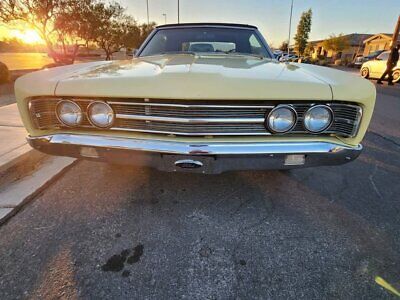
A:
[0,82,399,299]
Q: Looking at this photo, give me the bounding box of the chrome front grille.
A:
[114,119,268,136]
[29,98,362,138]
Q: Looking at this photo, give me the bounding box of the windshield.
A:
[139,27,272,58]
[367,50,384,58]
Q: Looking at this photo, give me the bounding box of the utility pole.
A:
[388,15,400,63]
[146,0,150,25]
[287,0,294,55]
[177,0,180,24]
[390,15,400,50]
[163,13,167,24]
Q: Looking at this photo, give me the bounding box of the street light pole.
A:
[390,15,400,49]
[163,13,167,24]
[177,0,180,24]
[287,0,294,56]
[146,0,150,25]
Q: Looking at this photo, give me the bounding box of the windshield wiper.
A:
[159,51,196,55]
[221,51,266,60]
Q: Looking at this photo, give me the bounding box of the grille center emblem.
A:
[175,160,203,169]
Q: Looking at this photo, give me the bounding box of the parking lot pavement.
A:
[0,87,399,299]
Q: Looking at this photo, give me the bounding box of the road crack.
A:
[369,165,382,199]
[369,131,400,148]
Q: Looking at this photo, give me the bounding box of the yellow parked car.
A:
[361,50,400,83]
[15,23,376,173]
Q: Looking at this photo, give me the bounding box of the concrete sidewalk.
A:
[0,104,31,173]
[0,103,76,224]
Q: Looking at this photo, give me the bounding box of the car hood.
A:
[17,54,375,102]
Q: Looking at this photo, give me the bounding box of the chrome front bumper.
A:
[27,134,363,174]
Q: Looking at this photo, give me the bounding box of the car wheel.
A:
[393,70,400,83]
[361,67,369,79]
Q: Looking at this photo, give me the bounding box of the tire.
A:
[393,70,400,83]
[361,67,369,79]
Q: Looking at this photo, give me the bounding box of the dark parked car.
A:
[354,50,385,68]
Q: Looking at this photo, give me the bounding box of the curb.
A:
[0,156,77,225]
[0,101,76,225]
[0,146,47,187]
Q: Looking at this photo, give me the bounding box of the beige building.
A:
[309,33,373,61]
[363,33,400,56]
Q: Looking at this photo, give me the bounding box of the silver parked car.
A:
[360,50,400,83]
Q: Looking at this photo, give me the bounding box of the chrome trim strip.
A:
[108,101,274,109]
[27,134,362,156]
[110,127,271,136]
[115,114,266,124]
[351,106,363,137]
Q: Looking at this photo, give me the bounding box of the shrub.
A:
[318,60,328,66]
[0,61,10,84]
[342,57,352,66]
[334,59,342,66]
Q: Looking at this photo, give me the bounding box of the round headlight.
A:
[304,105,333,133]
[267,106,297,133]
[87,102,115,128]
[56,100,83,127]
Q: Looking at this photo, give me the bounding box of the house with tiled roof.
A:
[309,33,373,61]
[363,33,400,56]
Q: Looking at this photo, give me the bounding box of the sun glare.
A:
[9,28,44,44]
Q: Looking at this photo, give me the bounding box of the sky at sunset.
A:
[0,0,399,47]
[119,0,400,47]
[0,24,43,44]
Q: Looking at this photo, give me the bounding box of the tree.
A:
[279,41,289,52]
[139,22,157,45]
[67,1,154,60]
[304,42,314,57]
[54,0,95,56]
[81,2,134,60]
[294,9,312,56]
[322,34,350,57]
[0,0,82,63]
[0,0,155,62]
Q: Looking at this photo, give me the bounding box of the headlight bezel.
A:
[55,99,83,127]
[266,105,298,134]
[303,104,334,133]
[86,101,116,129]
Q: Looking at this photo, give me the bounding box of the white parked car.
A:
[279,54,298,62]
[360,50,400,83]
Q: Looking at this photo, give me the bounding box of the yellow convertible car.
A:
[15,23,376,173]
